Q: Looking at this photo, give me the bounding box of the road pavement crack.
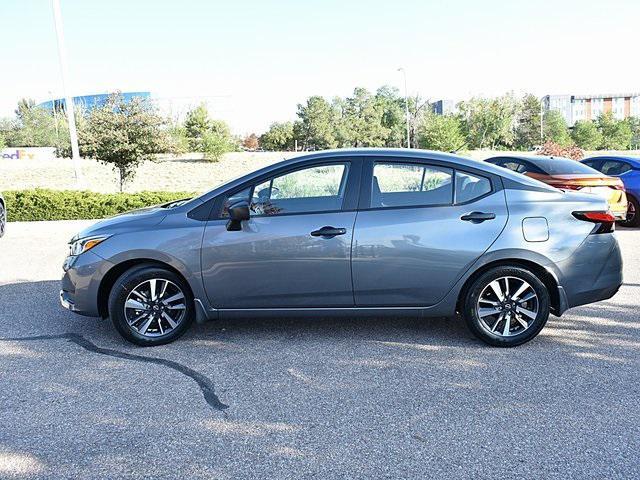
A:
[1,333,229,411]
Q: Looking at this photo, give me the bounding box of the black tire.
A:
[108,265,194,346]
[462,266,550,347]
[619,195,640,228]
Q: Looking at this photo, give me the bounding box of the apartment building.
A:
[542,93,640,126]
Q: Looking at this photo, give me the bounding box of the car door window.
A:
[371,162,453,208]
[455,171,492,203]
[221,163,349,217]
[601,160,632,176]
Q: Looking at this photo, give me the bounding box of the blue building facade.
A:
[38,91,151,112]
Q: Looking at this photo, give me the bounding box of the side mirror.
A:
[226,200,250,231]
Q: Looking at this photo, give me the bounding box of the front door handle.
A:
[460,212,496,223]
[310,226,347,238]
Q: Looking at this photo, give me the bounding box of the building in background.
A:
[38,91,151,113]
[431,99,457,115]
[542,93,640,126]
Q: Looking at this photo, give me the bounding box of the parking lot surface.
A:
[1,221,638,479]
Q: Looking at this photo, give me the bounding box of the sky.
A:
[1,0,639,134]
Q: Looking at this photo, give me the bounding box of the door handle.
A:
[310,226,347,237]
[460,212,496,223]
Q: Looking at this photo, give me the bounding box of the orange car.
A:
[485,155,627,220]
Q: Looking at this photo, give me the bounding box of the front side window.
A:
[455,171,492,203]
[372,163,453,208]
[221,163,349,217]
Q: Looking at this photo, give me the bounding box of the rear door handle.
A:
[310,226,347,237]
[460,212,496,223]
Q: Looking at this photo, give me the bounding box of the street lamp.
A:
[51,0,82,185]
[397,67,410,148]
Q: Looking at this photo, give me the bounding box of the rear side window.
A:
[372,163,453,208]
[455,171,492,203]
[601,160,632,176]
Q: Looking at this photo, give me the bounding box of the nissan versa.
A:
[61,149,623,347]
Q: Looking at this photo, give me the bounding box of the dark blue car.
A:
[582,156,640,227]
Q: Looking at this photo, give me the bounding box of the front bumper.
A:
[60,250,112,317]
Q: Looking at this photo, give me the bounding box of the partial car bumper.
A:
[61,250,113,317]
[555,233,623,310]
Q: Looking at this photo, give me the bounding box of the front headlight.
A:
[69,235,110,256]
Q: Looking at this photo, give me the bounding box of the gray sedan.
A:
[61,149,623,347]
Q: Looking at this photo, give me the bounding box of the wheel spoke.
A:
[504,277,510,297]
[516,305,537,320]
[511,281,530,301]
[518,292,536,304]
[479,299,500,307]
[489,281,505,301]
[491,313,505,332]
[129,311,149,326]
[165,303,185,310]
[479,307,501,318]
[161,311,178,329]
[502,312,512,336]
[515,314,529,329]
[149,279,158,301]
[162,292,185,305]
[125,299,148,311]
[158,280,169,300]
[131,290,149,302]
[138,316,154,335]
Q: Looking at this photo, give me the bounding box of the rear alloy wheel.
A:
[619,196,640,228]
[0,201,5,238]
[463,266,550,347]
[108,265,194,346]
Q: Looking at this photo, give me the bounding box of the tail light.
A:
[572,210,616,233]
[612,180,626,191]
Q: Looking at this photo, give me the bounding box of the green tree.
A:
[4,104,61,147]
[417,113,466,152]
[184,103,212,151]
[514,94,542,150]
[571,120,603,150]
[340,87,389,147]
[295,96,338,150]
[374,86,406,147]
[598,112,632,150]
[458,94,518,149]
[260,122,295,150]
[627,117,640,150]
[78,93,171,191]
[542,110,572,147]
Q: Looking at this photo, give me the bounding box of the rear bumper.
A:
[555,233,623,312]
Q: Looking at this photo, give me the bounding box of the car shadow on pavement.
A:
[1,279,637,363]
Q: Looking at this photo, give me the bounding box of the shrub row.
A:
[3,189,195,222]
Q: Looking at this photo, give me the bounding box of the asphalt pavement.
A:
[0,221,638,479]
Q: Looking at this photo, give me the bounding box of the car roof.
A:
[582,155,640,167]
[189,148,557,205]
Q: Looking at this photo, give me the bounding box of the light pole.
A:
[51,0,82,185]
[397,67,410,148]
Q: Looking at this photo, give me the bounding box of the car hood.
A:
[71,205,168,241]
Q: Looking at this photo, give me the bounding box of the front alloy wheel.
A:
[109,265,194,346]
[463,266,550,347]
[124,279,187,337]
